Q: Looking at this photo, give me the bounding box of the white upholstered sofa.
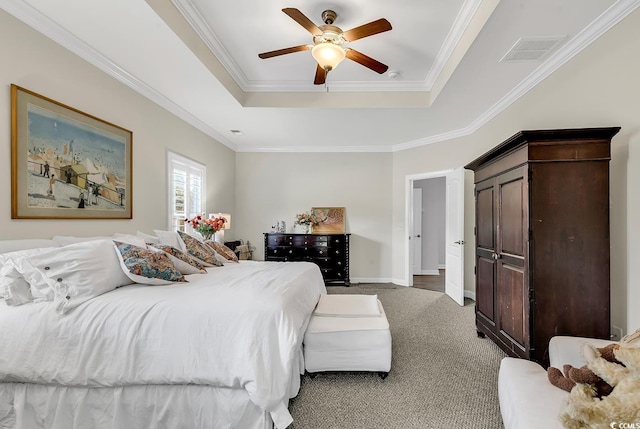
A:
[498,336,615,429]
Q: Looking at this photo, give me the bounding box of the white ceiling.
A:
[2,0,639,152]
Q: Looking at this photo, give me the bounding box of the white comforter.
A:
[0,261,326,429]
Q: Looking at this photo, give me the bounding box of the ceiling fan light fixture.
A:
[311,42,346,71]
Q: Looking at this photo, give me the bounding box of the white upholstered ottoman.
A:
[303,294,392,378]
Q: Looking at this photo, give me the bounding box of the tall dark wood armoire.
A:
[464,127,620,366]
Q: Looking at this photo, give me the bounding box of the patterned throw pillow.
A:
[206,241,239,262]
[113,241,186,285]
[150,244,207,274]
[177,231,223,267]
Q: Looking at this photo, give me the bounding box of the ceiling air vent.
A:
[500,36,566,62]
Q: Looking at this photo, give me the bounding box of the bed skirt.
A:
[0,383,273,429]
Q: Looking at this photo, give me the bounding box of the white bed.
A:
[0,238,326,429]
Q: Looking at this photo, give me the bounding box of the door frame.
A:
[405,169,452,287]
[411,187,423,276]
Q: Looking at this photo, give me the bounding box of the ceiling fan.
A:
[258,8,392,85]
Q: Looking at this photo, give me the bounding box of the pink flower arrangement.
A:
[185,214,226,239]
[294,211,319,226]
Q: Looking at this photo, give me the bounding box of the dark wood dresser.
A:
[264,233,350,285]
[464,127,620,366]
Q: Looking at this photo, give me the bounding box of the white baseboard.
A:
[418,269,440,275]
[464,290,476,301]
[350,277,399,285]
[438,264,446,270]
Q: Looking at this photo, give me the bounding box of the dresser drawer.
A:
[291,235,328,246]
[319,268,348,282]
[312,257,345,270]
[327,235,347,247]
[307,246,331,257]
[327,246,346,258]
[266,246,303,258]
[266,235,289,246]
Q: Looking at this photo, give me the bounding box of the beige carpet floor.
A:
[289,284,506,429]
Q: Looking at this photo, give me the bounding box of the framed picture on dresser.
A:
[311,207,345,233]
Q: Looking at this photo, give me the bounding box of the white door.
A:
[445,167,465,306]
[412,188,422,275]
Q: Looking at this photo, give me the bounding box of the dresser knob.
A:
[335,250,340,254]
[289,250,293,254]
[338,262,342,266]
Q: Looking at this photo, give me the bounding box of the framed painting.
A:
[11,84,133,219]
[311,207,346,234]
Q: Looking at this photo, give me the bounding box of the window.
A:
[167,152,206,232]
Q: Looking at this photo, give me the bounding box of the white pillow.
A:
[154,230,186,251]
[314,294,381,317]
[0,239,58,254]
[0,247,57,301]
[136,231,160,244]
[112,233,147,248]
[52,236,111,246]
[0,265,34,306]
[25,239,133,314]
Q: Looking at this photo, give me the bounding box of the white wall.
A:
[392,8,640,334]
[414,178,445,272]
[0,10,235,240]
[235,152,393,282]
[628,134,640,332]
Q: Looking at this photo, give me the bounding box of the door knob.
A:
[415,234,421,238]
[454,240,465,245]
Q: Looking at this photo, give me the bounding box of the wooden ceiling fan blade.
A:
[258,45,311,59]
[342,18,392,42]
[345,49,389,74]
[282,8,323,36]
[314,64,327,85]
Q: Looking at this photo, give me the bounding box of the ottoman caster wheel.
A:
[378,372,389,380]
[477,330,486,338]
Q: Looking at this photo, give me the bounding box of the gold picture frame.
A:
[311,207,346,234]
[11,84,133,219]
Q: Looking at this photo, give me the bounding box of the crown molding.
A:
[423,0,485,89]
[235,145,393,153]
[171,0,250,90]
[0,0,237,151]
[391,0,640,153]
[391,127,473,152]
[245,79,429,93]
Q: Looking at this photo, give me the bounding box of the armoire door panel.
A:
[529,161,610,304]
[476,185,494,251]
[476,256,495,322]
[497,262,526,349]
[498,173,526,258]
